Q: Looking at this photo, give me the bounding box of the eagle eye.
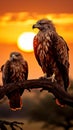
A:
[38,21,44,25]
[15,53,20,56]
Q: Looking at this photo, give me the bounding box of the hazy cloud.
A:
[0,12,73,25]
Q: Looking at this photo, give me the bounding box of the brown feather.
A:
[1,52,28,110]
[33,19,69,91]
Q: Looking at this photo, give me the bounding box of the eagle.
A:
[32,19,70,105]
[1,52,28,111]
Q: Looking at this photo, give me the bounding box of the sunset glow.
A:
[0,13,73,44]
[17,32,36,52]
[0,0,73,124]
[0,1,73,78]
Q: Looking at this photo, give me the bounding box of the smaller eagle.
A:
[32,19,70,106]
[1,52,28,111]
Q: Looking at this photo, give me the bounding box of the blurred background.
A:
[0,0,73,130]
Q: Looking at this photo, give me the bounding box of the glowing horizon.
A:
[0,12,73,44]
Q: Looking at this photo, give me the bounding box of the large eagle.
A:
[32,19,70,105]
[1,52,28,111]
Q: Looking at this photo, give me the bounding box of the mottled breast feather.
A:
[33,30,69,90]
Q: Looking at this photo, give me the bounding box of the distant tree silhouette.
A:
[0,120,24,130]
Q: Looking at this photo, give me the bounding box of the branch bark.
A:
[0,78,73,107]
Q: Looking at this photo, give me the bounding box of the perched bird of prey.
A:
[32,19,69,105]
[1,52,28,111]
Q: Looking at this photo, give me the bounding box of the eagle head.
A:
[32,18,56,31]
[10,52,23,61]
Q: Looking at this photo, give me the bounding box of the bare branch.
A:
[0,120,24,130]
[0,78,73,107]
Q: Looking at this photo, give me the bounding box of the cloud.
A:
[0,12,73,44]
[0,12,73,25]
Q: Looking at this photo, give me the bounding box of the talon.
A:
[44,73,47,78]
[39,76,45,79]
[47,73,56,82]
[39,73,47,79]
[28,89,31,92]
[39,73,56,82]
[56,99,65,107]
[51,73,56,82]
[40,88,44,92]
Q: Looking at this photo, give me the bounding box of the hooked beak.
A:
[32,24,36,29]
[32,23,41,29]
[10,54,17,60]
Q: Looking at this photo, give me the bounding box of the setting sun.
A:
[17,32,36,52]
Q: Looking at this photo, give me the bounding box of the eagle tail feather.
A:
[8,91,22,111]
[55,99,65,107]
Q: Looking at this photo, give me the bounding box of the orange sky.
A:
[0,0,73,79]
[0,0,73,14]
[0,13,73,44]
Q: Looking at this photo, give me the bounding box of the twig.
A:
[0,120,24,130]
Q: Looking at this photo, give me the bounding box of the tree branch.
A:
[0,78,73,107]
[0,120,24,130]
